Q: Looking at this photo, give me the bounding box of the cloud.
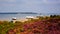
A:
[0,0,16,2]
[43,0,60,4]
[0,0,60,13]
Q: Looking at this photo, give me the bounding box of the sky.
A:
[0,0,60,13]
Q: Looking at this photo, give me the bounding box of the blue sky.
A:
[0,0,60,13]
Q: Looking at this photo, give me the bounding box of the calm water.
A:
[0,13,59,20]
[0,14,39,20]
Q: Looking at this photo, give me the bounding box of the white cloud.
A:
[43,0,60,4]
[0,0,16,2]
[2,3,16,6]
[0,0,60,13]
[43,0,47,3]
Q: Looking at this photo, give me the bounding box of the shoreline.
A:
[0,15,60,22]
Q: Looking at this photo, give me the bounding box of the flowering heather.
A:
[0,15,60,34]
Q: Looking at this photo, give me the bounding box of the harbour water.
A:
[0,13,60,20]
[0,14,38,20]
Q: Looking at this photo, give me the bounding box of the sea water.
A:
[0,13,59,20]
[0,14,38,20]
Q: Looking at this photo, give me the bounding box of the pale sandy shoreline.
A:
[16,18,28,22]
[0,17,38,22]
[0,18,28,22]
[0,18,31,22]
[0,15,50,22]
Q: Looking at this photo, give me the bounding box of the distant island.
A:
[0,12,60,15]
[0,12,38,14]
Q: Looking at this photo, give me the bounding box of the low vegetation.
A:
[0,15,60,34]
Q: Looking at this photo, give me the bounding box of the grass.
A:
[0,15,60,34]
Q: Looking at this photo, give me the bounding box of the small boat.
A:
[11,17,17,23]
[26,16,34,19]
[12,17,17,20]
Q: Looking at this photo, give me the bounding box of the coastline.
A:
[0,15,60,34]
[0,15,60,22]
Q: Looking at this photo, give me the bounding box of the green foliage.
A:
[0,21,15,34]
[50,15,60,18]
[0,15,60,34]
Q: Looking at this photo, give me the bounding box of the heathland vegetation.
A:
[0,15,60,34]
